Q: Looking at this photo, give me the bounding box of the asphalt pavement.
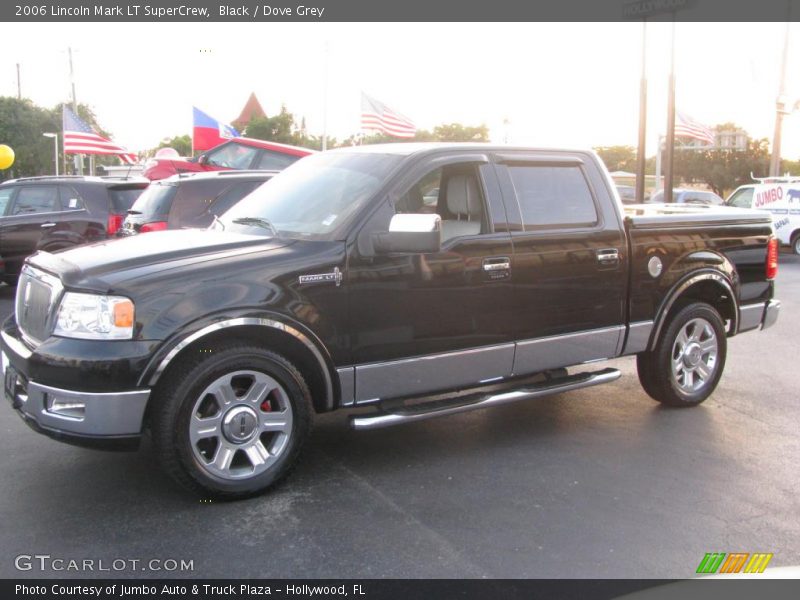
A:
[1,253,798,579]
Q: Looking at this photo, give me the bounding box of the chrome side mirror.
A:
[373,213,442,254]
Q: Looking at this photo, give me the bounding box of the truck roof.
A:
[330,142,591,157]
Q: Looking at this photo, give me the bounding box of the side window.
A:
[508,165,598,229]
[10,185,60,215]
[0,187,14,215]
[206,143,259,169]
[210,180,263,216]
[255,151,300,171]
[58,186,85,210]
[395,165,487,242]
[727,188,753,208]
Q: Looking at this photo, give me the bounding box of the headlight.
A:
[54,292,135,340]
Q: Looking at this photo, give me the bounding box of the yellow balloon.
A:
[0,144,14,170]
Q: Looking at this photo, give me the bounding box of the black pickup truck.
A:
[1,144,780,499]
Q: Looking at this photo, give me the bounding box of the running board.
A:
[349,367,621,431]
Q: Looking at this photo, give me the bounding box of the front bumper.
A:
[1,324,152,451]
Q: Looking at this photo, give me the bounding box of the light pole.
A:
[42,133,58,176]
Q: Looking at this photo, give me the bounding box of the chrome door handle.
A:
[40,223,57,228]
[483,257,511,272]
[596,248,619,264]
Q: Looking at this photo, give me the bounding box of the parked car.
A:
[648,188,724,205]
[615,184,637,204]
[0,176,147,285]
[120,170,276,235]
[727,178,800,254]
[142,138,314,181]
[1,144,779,499]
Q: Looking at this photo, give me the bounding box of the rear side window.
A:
[508,165,598,229]
[727,187,754,208]
[210,180,265,216]
[129,183,178,220]
[108,186,147,213]
[255,151,301,171]
[168,180,230,227]
[0,187,14,215]
[58,185,85,210]
[11,185,60,215]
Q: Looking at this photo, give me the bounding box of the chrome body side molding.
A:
[622,321,654,355]
[353,344,515,405]
[738,302,767,333]
[337,367,355,407]
[512,326,623,376]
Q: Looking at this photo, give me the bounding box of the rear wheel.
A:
[637,302,726,407]
[792,233,800,255]
[152,343,313,499]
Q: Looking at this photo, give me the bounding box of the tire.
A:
[636,302,727,407]
[151,343,313,500]
[793,233,800,255]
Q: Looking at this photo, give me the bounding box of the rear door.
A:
[346,153,517,403]
[494,152,628,374]
[0,184,62,275]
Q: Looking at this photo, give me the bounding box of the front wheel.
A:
[637,302,727,407]
[792,234,800,255]
[151,343,313,499]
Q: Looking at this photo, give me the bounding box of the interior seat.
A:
[441,174,483,241]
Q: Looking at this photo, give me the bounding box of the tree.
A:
[432,123,489,142]
[339,122,490,147]
[0,97,60,179]
[156,134,192,157]
[244,105,298,145]
[593,145,637,172]
[672,125,771,196]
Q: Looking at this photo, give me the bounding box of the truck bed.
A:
[624,204,772,229]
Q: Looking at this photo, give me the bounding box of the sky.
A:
[2,22,799,162]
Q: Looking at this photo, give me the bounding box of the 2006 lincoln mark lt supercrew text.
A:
[1,144,780,498]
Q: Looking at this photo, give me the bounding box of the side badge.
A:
[299,266,343,287]
[647,256,663,278]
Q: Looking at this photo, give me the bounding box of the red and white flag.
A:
[675,111,716,146]
[361,92,416,138]
[63,106,137,164]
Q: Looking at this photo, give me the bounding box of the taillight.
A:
[766,235,779,280]
[107,214,124,236]
[139,221,168,233]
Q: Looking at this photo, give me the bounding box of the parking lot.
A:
[0,252,798,579]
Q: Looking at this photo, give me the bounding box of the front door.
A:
[0,184,62,276]
[346,156,516,404]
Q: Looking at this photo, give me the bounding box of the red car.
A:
[142,138,314,181]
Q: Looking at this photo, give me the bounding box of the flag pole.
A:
[322,42,329,151]
[68,46,84,175]
[663,16,677,204]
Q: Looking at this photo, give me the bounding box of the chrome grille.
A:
[15,266,63,346]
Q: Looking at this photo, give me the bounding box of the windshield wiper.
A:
[211,214,225,231]
[231,217,278,236]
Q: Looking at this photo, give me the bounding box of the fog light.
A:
[46,394,85,420]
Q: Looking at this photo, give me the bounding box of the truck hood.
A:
[27,229,290,291]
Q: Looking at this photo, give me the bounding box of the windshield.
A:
[128,182,178,220]
[219,151,403,239]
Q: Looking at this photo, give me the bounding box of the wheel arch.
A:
[648,270,739,351]
[140,316,339,414]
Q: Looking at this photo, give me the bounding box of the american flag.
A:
[674,111,716,146]
[361,92,416,138]
[62,106,137,164]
